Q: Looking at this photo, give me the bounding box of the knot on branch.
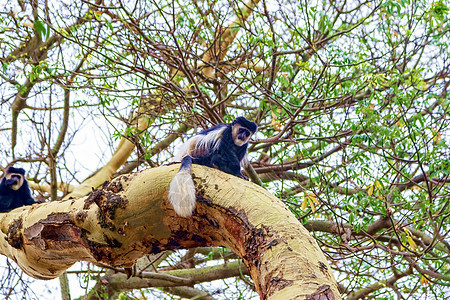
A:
[306,285,335,300]
[84,184,128,231]
[6,218,24,249]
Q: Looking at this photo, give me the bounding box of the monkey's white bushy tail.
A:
[168,169,196,217]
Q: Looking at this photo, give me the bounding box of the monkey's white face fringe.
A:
[6,173,24,191]
[168,169,196,217]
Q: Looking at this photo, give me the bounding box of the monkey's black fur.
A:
[182,117,256,178]
[0,167,35,212]
[169,117,257,217]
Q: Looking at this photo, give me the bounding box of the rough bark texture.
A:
[0,165,341,299]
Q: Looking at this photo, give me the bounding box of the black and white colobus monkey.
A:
[168,117,258,217]
[0,167,36,212]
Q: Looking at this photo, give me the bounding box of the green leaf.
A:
[349,213,355,224]
[34,20,47,41]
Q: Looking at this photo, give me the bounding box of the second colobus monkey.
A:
[0,167,36,213]
[169,117,258,217]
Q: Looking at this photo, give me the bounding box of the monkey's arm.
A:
[0,197,13,212]
[21,194,36,205]
[20,182,36,205]
[0,183,14,212]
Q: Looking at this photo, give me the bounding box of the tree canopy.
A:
[0,0,449,299]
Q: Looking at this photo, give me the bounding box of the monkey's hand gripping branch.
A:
[0,165,341,299]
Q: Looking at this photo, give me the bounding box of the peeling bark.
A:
[0,165,341,299]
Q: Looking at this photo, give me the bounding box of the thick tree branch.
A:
[0,165,341,300]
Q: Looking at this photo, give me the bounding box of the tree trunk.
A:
[0,164,341,299]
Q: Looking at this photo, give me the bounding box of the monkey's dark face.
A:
[5,173,24,191]
[232,124,253,146]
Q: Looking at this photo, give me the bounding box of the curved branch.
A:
[0,165,341,299]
